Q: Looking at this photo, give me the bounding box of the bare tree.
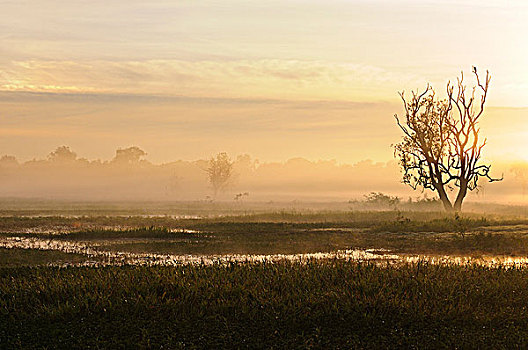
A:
[393,67,501,212]
[206,152,234,199]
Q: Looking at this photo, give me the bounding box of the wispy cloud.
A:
[0,59,424,102]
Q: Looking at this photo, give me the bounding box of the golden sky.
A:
[1,0,527,163]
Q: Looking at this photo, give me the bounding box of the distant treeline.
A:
[0,145,524,202]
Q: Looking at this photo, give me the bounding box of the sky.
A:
[0,0,527,163]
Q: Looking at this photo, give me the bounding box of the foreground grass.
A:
[2,261,528,348]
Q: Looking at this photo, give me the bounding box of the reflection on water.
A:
[0,236,401,266]
[2,235,528,268]
[404,255,528,266]
[0,214,204,219]
[1,226,202,235]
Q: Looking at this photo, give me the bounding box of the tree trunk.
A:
[439,192,454,212]
[453,180,468,212]
[212,186,218,200]
[432,164,453,212]
[435,183,453,212]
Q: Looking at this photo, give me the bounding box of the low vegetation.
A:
[2,208,528,347]
[2,211,528,259]
[2,261,528,348]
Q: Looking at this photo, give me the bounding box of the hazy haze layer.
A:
[0,1,527,201]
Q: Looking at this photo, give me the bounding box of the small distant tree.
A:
[48,146,77,162]
[206,152,234,199]
[393,67,501,212]
[511,163,528,197]
[0,155,18,167]
[234,192,249,201]
[364,192,400,207]
[112,146,147,164]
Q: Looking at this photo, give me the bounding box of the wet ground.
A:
[3,212,528,268]
[3,232,528,268]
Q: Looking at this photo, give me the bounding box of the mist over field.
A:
[0,145,525,204]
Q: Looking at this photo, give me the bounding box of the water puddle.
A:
[1,227,203,235]
[0,236,399,267]
[308,228,362,232]
[0,214,204,219]
[404,254,528,266]
[2,235,528,268]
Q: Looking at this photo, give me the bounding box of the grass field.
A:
[3,261,528,348]
[2,205,528,347]
[2,210,528,263]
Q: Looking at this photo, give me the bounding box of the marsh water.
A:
[3,233,528,268]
